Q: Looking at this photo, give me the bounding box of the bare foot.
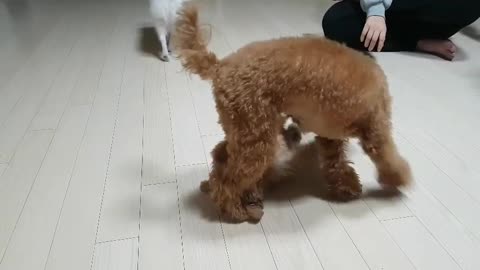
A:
[416,39,456,61]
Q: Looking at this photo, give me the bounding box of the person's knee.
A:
[322,5,343,39]
[321,2,366,50]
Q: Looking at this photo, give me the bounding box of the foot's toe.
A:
[417,39,457,61]
[447,43,456,53]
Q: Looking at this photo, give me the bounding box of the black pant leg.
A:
[322,0,480,52]
[322,0,420,51]
[415,0,480,40]
[322,1,366,50]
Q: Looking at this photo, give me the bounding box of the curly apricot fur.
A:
[174,3,412,222]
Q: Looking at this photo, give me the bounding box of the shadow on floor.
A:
[137,26,162,59]
[183,140,403,232]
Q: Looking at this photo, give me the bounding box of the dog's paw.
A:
[329,183,362,201]
[378,159,412,188]
[160,54,170,62]
[245,205,264,222]
[200,180,210,193]
[220,204,251,223]
[327,168,362,201]
[244,191,264,222]
[219,192,265,223]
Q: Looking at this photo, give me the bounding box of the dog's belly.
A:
[285,103,353,140]
[297,116,349,139]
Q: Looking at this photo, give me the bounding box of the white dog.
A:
[149,0,185,61]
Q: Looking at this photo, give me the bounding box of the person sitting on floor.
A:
[322,0,480,60]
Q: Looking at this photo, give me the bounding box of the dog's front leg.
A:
[157,26,170,62]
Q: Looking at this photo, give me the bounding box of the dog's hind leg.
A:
[359,118,412,189]
[316,136,362,201]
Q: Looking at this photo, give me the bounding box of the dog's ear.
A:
[211,140,228,163]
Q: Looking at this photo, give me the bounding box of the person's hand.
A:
[361,16,387,52]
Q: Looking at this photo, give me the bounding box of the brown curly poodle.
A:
[174,3,412,222]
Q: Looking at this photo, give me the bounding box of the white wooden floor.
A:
[1,0,480,269]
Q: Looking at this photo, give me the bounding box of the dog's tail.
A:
[174,3,218,80]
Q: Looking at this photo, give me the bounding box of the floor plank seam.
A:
[289,200,326,269]
[0,10,71,130]
[29,128,56,132]
[0,131,55,265]
[142,181,177,187]
[40,8,119,270]
[216,213,233,270]
[379,216,419,270]
[175,179,187,270]
[399,131,480,206]
[137,57,146,270]
[201,133,224,137]
[137,182,143,270]
[327,202,372,270]
[431,137,480,175]
[364,200,418,269]
[175,162,208,168]
[96,236,139,245]
[185,75,210,165]
[161,60,178,178]
[89,25,126,269]
[258,221,280,270]
[398,133,480,242]
[0,15,77,165]
[218,220,233,270]
[425,130,480,174]
[162,55,185,270]
[42,114,92,270]
[380,215,415,222]
[399,197,465,269]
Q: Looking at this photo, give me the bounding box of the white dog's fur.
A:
[149,0,185,61]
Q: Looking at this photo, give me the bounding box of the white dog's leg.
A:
[157,24,169,62]
[166,29,173,53]
[159,32,169,61]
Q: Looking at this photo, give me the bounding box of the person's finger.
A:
[364,29,374,49]
[377,30,386,52]
[360,24,369,42]
[369,30,380,51]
